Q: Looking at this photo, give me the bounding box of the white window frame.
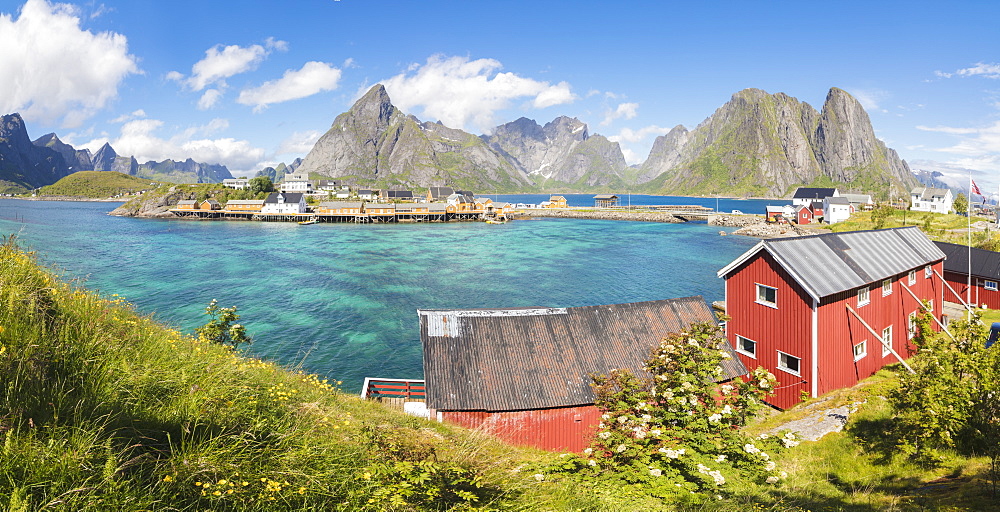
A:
[858,287,870,307]
[756,284,777,308]
[882,325,893,357]
[853,340,867,361]
[735,335,757,359]
[908,312,917,339]
[776,351,801,376]
[927,300,933,312]
[908,270,916,285]
[882,279,892,296]
[986,281,998,292]
[925,265,933,278]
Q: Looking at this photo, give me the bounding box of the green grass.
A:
[38,171,166,198]
[1,239,996,511]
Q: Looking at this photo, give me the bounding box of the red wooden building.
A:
[934,241,1000,310]
[794,204,813,225]
[418,297,747,452]
[717,226,946,409]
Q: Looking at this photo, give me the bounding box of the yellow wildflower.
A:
[162,475,173,482]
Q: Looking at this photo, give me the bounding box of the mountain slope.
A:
[638,88,917,198]
[32,133,93,172]
[0,113,71,193]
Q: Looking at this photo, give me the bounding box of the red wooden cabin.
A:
[934,241,1000,310]
[418,297,747,452]
[718,227,946,409]
[794,204,813,225]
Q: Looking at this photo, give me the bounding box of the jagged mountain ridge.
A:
[638,87,917,198]
[0,113,72,192]
[296,85,628,191]
[33,133,93,172]
[296,85,535,190]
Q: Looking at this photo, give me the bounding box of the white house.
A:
[841,193,874,211]
[823,196,852,224]
[280,171,313,193]
[910,187,954,213]
[792,187,839,207]
[261,192,306,214]
[223,178,249,190]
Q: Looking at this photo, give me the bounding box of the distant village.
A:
[171,171,583,223]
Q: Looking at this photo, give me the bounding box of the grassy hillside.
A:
[38,171,164,198]
[0,238,995,511]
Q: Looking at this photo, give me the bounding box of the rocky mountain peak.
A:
[0,113,32,149]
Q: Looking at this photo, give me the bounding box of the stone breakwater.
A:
[516,209,684,223]
[709,214,806,238]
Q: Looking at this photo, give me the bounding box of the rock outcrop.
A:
[32,133,93,172]
[92,143,139,175]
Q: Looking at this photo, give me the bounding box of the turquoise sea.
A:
[0,197,767,392]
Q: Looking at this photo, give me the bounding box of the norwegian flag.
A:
[971,179,983,196]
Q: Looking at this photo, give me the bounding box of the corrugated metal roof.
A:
[718,226,945,300]
[419,296,747,412]
[792,187,838,200]
[935,241,1000,279]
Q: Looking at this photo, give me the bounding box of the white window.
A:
[986,281,998,292]
[735,336,757,358]
[908,270,916,285]
[756,284,777,308]
[882,279,892,296]
[777,351,801,376]
[882,326,893,357]
[908,312,917,339]
[853,340,867,360]
[858,287,870,306]
[925,265,933,278]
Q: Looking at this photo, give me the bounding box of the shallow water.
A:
[0,198,759,391]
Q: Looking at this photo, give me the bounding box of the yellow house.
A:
[548,196,568,208]
[198,199,221,210]
[224,200,265,212]
[175,200,197,210]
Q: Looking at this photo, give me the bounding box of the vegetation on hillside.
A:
[825,206,1000,249]
[37,171,164,198]
[1,238,997,510]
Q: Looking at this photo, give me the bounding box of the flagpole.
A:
[968,174,973,318]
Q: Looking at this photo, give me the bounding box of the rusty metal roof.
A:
[718,226,945,301]
[419,296,747,412]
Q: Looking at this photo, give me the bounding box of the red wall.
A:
[942,271,1000,310]
[441,405,602,452]
[726,255,944,410]
[725,252,813,409]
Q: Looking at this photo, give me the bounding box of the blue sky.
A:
[2,0,999,194]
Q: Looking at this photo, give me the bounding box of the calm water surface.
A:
[0,198,760,392]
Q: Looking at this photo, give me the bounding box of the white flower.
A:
[708,413,722,423]
[744,443,760,454]
[766,476,779,484]
[764,460,776,471]
[696,464,710,474]
[720,384,734,395]
[681,381,694,390]
[588,459,597,466]
[616,444,627,453]
[533,474,545,481]
[598,431,611,439]
[583,448,593,455]
[688,338,699,346]
[709,470,725,485]
[650,429,662,436]
[601,413,610,420]
[721,404,733,415]
[659,447,685,459]
[663,344,675,352]
[758,433,770,440]
[715,454,727,463]
[617,415,628,424]
[634,429,647,439]
[782,438,800,448]
[641,414,652,421]
[760,452,770,460]
[649,468,662,477]
[779,471,787,479]
[759,379,770,389]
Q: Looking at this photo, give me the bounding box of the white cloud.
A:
[381,54,577,132]
[0,0,139,127]
[109,109,146,123]
[197,89,223,110]
[916,121,1000,175]
[934,70,953,79]
[608,125,671,144]
[601,102,639,126]
[956,62,1000,79]
[82,117,267,173]
[275,130,322,156]
[237,61,342,112]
